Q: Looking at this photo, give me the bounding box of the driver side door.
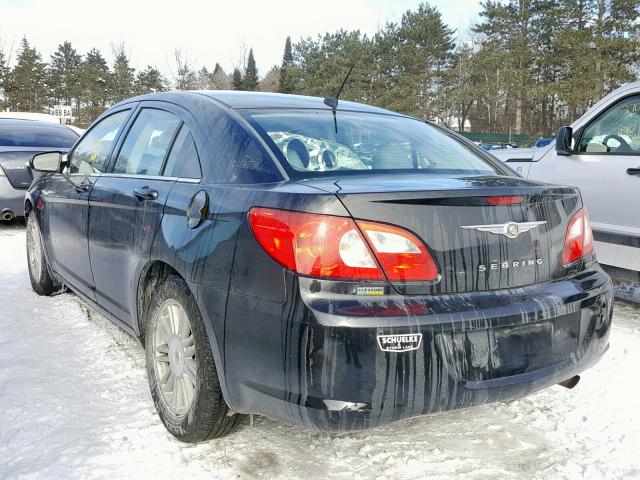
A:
[44,107,133,299]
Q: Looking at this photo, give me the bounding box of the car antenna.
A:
[324,63,355,133]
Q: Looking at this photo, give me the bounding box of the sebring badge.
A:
[460,220,546,239]
[377,334,422,352]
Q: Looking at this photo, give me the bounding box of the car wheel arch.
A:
[135,260,236,410]
[136,260,180,341]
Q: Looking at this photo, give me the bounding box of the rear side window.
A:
[163,126,202,179]
[70,110,129,174]
[211,115,281,184]
[0,123,78,148]
[113,109,181,176]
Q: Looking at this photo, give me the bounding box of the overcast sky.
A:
[0,0,482,79]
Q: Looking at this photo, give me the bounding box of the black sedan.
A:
[25,91,613,442]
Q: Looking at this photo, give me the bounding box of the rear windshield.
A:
[0,124,79,148]
[242,109,502,178]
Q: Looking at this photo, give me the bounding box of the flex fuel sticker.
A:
[356,286,385,296]
[377,333,422,352]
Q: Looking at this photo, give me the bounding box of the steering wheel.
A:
[602,133,632,152]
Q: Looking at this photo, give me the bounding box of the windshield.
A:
[242,109,502,178]
[0,123,79,148]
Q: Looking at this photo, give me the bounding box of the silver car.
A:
[492,82,640,275]
[0,119,78,220]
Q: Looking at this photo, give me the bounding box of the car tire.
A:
[26,214,59,296]
[144,274,238,442]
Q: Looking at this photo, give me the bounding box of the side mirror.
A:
[556,126,573,156]
[30,152,64,172]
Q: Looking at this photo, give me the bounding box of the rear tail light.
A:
[356,220,438,281]
[562,208,594,265]
[248,207,438,282]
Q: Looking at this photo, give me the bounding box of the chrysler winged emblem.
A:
[460,221,547,239]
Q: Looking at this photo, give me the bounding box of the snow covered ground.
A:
[1,222,639,480]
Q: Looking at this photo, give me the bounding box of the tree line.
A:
[0,38,275,126]
[1,0,639,134]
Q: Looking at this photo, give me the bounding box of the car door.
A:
[43,107,132,300]
[87,103,184,326]
[529,94,640,270]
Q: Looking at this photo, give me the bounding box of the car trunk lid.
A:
[0,151,37,189]
[305,174,582,294]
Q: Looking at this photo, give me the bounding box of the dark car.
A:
[529,137,555,148]
[0,119,79,220]
[480,142,518,151]
[25,91,613,442]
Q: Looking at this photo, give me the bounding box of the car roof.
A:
[120,90,403,116]
[0,117,76,131]
[197,91,397,114]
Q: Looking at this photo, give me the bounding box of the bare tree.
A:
[171,49,197,90]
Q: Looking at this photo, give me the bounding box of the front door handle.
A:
[133,187,159,202]
[627,167,640,176]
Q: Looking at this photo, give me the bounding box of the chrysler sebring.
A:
[25,91,613,442]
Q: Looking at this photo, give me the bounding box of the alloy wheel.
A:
[153,299,197,417]
[27,219,42,283]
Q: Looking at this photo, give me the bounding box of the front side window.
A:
[163,125,202,179]
[113,109,181,176]
[242,109,502,178]
[578,95,640,154]
[69,110,129,174]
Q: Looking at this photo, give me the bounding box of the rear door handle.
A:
[133,187,159,202]
[627,167,640,176]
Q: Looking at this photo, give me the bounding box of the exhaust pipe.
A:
[1,209,15,221]
[558,375,580,389]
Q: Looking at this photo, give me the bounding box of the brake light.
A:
[248,208,383,280]
[562,208,594,265]
[248,207,438,282]
[487,196,524,205]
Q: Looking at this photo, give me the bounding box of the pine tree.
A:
[555,0,640,116]
[232,68,243,90]
[135,66,166,95]
[382,3,455,119]
[293,30,374,101]
[173,50,197,90]
[78,48,110,125]
[260,66,280,92]
[474,0,537,134]
[48,41,81,108]
[279,36,296,93]
[110,45,135,102]
[195,66,211,89]
[244,49,258,91]
[5,37,48,112]
[210,63,231,90]
[0,44,9,110]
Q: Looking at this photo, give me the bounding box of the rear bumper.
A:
[223,265,613,431]
[0,176,26,218]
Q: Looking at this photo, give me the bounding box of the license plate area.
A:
[436,312,580,382]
